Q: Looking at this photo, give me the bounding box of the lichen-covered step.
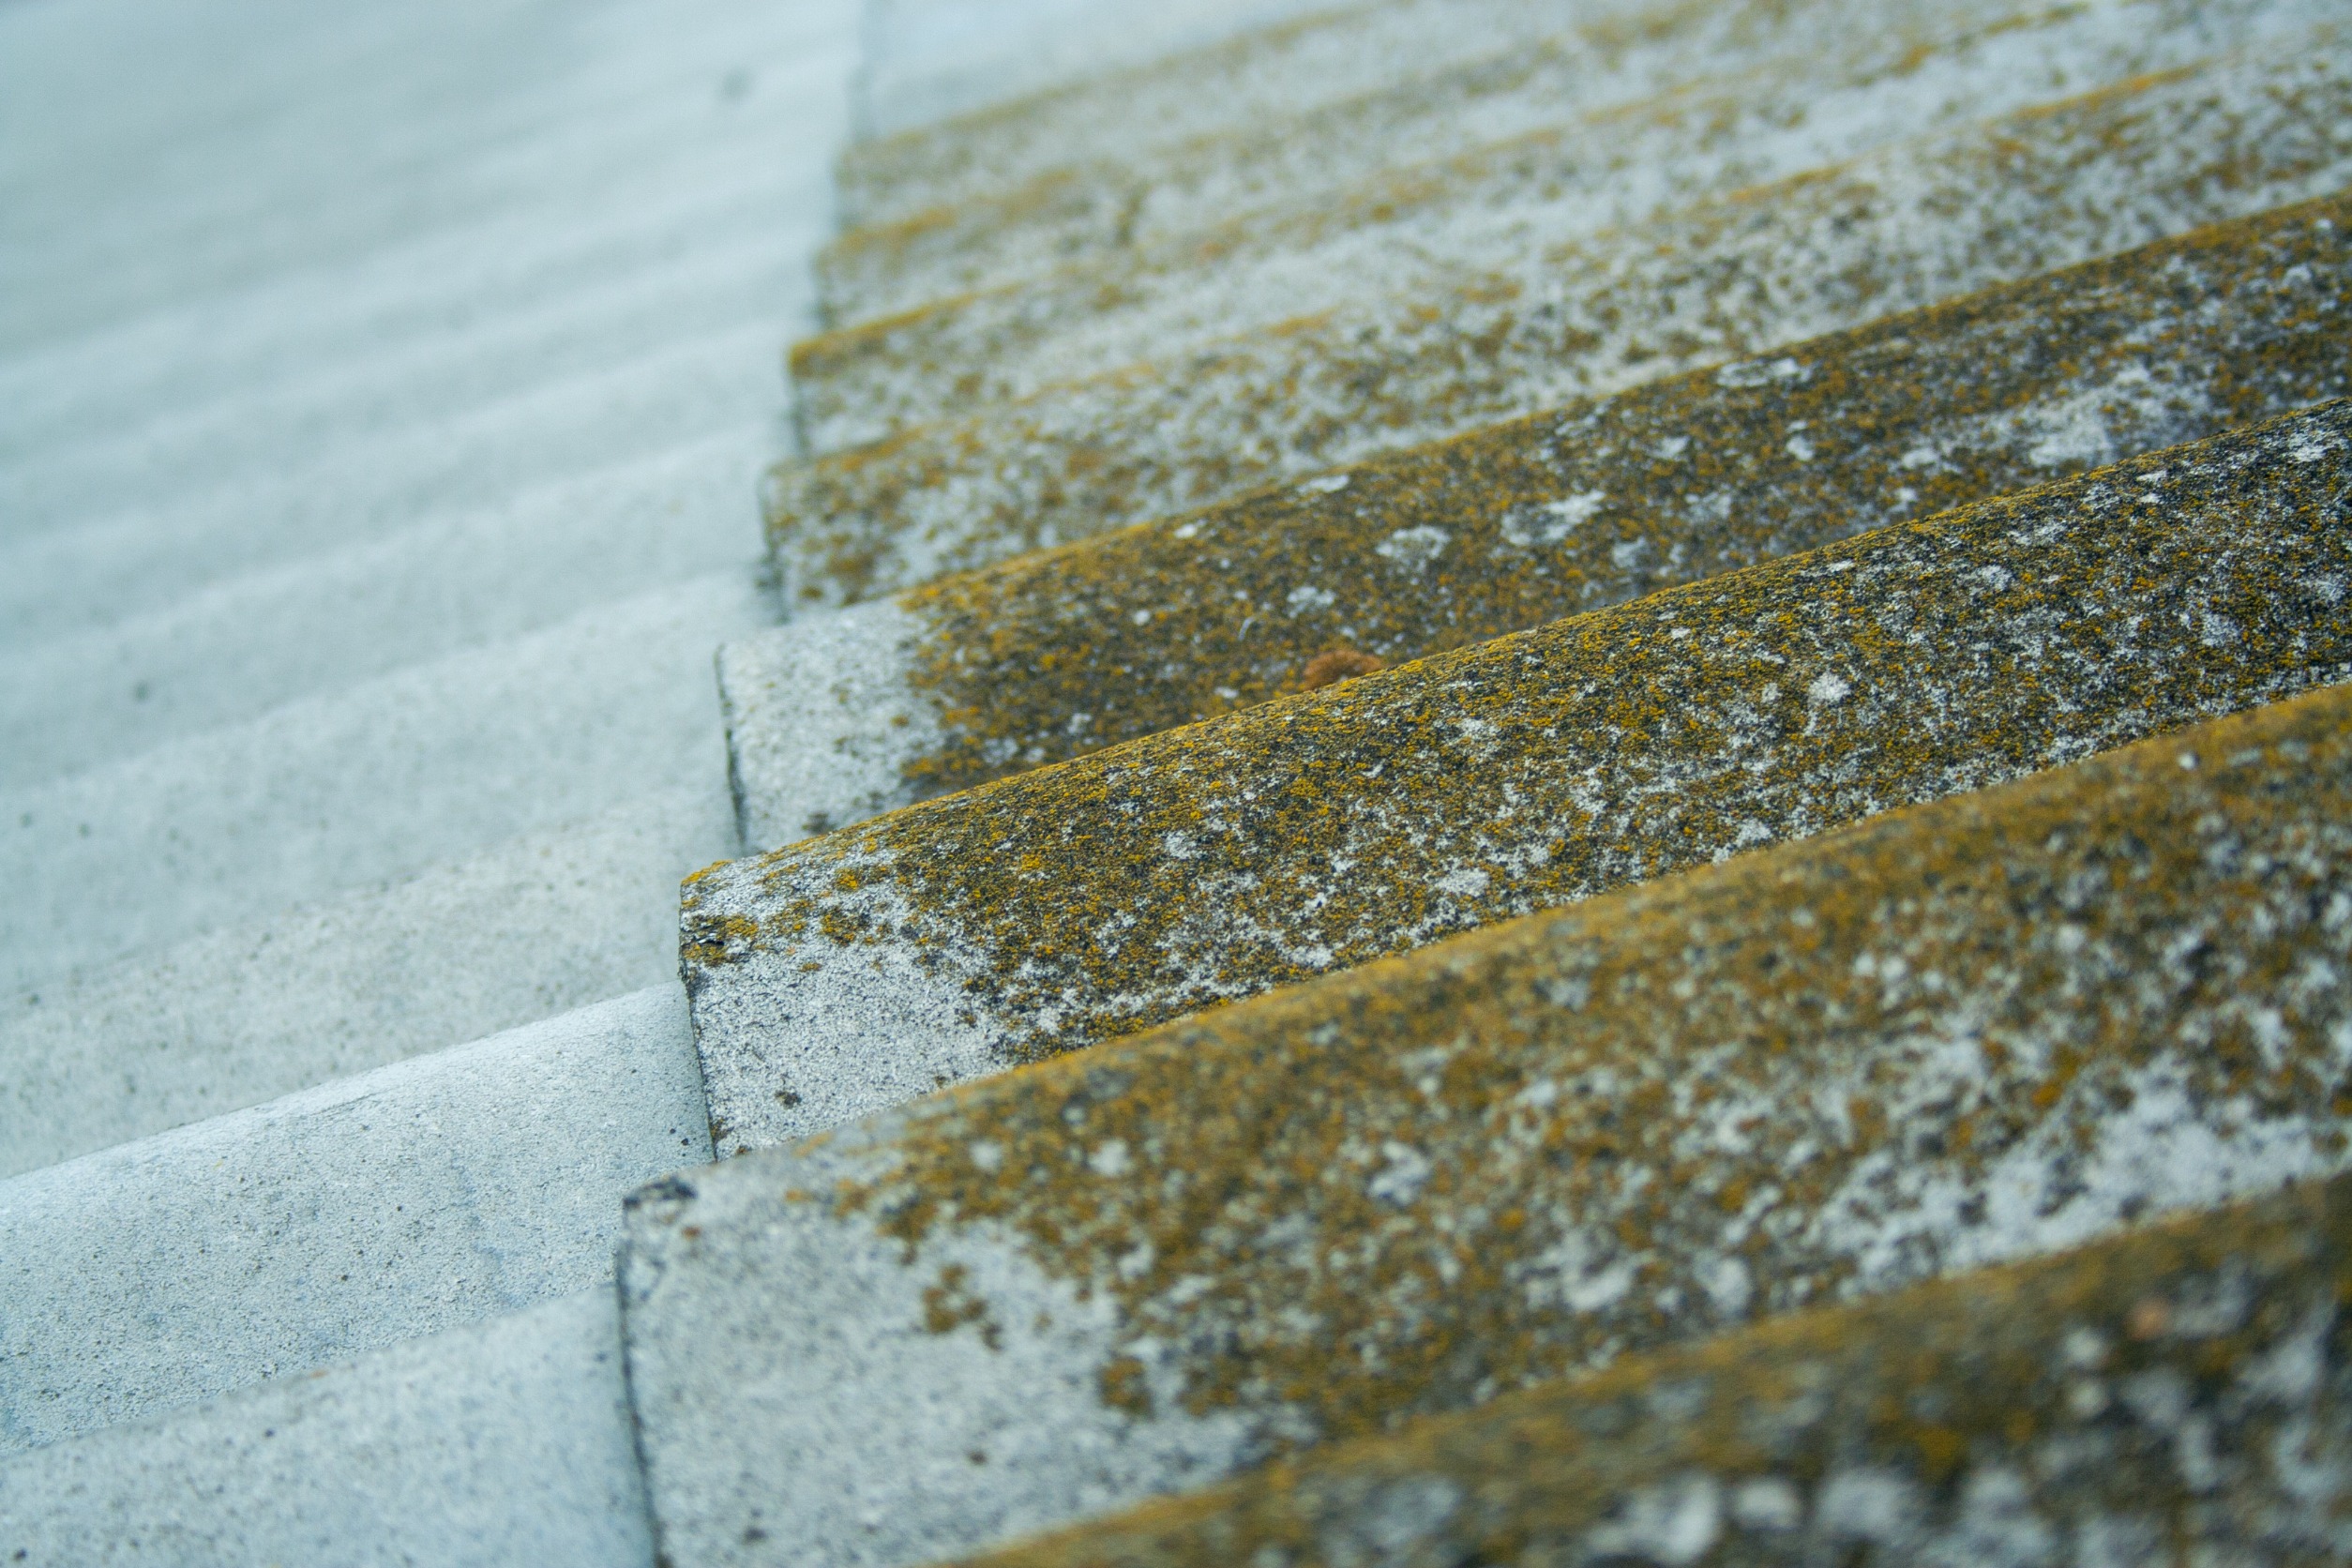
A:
[0,987,707,1455]
[626,679,2352,1568]
[0,1290,652,1566]
[803,0,2313,445]
[822,0,2066,328]
[834,0,1580,239]
[686,400,2352,1156]
[725,194,2352,851]
[771,32,2352,605]
[949,1171,2352,1568]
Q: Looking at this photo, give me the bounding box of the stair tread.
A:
[772,32,2352,605]
[0,1289,651,1567]
[625,681,2352,1568]
[724,194,2352,852]
[954,1171,2352,1568]
[0,987,704,1454]
[688,403,2352,1156]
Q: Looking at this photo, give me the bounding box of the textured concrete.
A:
[0,1290,652,1567]
[626,684,2352,1568]
[957,1175,2352,1568]
[687,404,2352,1154]
[0,986,708,1454]
[724,195,2352,849]
[774,28,2352,604]
[0,786,727,1179]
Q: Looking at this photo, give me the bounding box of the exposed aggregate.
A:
[770,37,2352,605]
[820,0,2023,327]
[641,682,2352,1568]
[875,195,2352,807]
[802,0,2306,443]
[954,1175,2352,1568]
[686,402,2352,1144]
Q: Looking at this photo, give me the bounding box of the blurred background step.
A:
[950,1170,2352,1568]
[0,1290,652,1568]
[770,32,2352,605]
[800,0,2317,443]
[0,986,705,1455]
[625,682,2352,1568]
[686,403,2352,1156]
[723,195,2352,851]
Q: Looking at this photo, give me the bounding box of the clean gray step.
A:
[0,1289,652,1568]
[0,570,754,999]
[0,986,705,1455]
[1,786,726,1180]
[623,682,2352,1568]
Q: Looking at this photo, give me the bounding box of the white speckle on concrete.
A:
[1582,1473,1723,1565]
[0,986,709,1453]
[1286,584,1336,611]
[621,1169,1255,1568]
[1717,355,1811,389]
[1374,524,1452,570]
[717,599,942,852]
[1807,672,1852,705]
[1300,473,1352,494]
[0,1289,653,1566]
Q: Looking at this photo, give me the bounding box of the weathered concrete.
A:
[0,986,708,1454]
[626,680,2352,1568]
[725,194,2352,850]
[956,1173,2352,1568]
[836,0,1578,233]
[824,0,1998,325]
[805,0,2320,442]
[687,401,2352,1154]
[0,1290,652,1567]
[771,31,2352,605]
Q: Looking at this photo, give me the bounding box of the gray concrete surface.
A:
[0,986,709,1454]
[0,1289,653,1567]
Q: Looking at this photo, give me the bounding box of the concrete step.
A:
[1,786,726,1180]
[0,986,704,1455]
[686,400,2352,1156]
[835,0,1582,234]
[623,678,2352,1568]
[810,0,2309,423]
[771,29,2352,605]
[851,0,1342,141]
[952,1170,2352,1568]
[0,1289,652,1567]
[0,570,753,999]
[723,192,2352,852]
[822,0,1999,327]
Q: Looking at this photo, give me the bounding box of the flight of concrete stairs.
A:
[5,0,2351,1563]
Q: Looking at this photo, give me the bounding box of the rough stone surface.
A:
[805,0,2316,442]
[771,32,2352,605]
[0,1290,653,1567]
[957,1174,2352,1568]
[626,681,2352,1568]
[0,986,709,1454]
[686,402,2352,1153]
[725,195,2352,849]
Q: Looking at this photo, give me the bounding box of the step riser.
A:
[626,682,2352,1568]
[0,1290,652,1566]
[955,1174,2352,1568]
[0,987,708,1453]
[726,195,2352,851]
[806,0,2314,438]
[775,33,2352,607]
[689,403,2352,1155]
